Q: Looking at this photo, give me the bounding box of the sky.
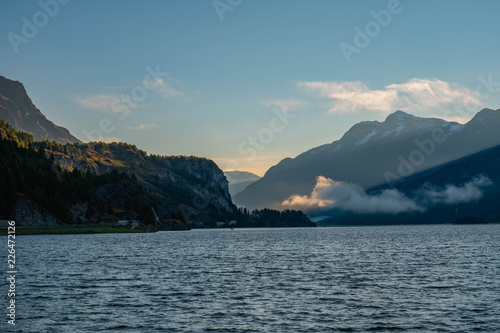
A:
[1,0,499,176]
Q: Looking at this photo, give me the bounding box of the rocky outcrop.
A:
[68,202,102,224]
[55,143,238,224]
[30,140,237,225]
[13,195,61,227]
[47,142,236,224]
[156,157,233,210]
[139,157,235,225]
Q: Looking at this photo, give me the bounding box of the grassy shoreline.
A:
[0,225,153,235]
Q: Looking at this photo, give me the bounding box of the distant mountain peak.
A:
[224,170,262,197]
[337,110,454,149]
[224,171,261,183]
[463,108,500,132]
[471,108,499,121]
[385,110,417,122]
[478,107,496,113]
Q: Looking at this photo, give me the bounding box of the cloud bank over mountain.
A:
[416,175,493,206]
[282,175,493,214]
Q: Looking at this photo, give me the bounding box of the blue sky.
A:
[1,0,499,175]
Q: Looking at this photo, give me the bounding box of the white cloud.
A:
[263,99,307,113]
[126,123,159,131]
[147,78,186,99]
[282,175,493,214]
[71,77,186,112]
[418,175,493,205]
[297,78,481,118]
[72,94,118,112]
[282,176,422,214]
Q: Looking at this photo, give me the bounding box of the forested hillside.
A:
[1,116,313,229]
[0,118,158,226]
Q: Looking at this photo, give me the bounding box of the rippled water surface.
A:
[4,225,500,332]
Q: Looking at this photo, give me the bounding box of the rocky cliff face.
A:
[0,75,80,144]
[14,195,61,227]
[161,157,233,211]
[128,157,235,225]
[43,142,237,225]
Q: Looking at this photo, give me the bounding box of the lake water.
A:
[3,225,500,332]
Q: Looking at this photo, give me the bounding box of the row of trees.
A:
[0,118,33,147]
[235,207,316,228]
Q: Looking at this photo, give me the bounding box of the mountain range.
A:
[234,108,500,222]
[2,74,499,226]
